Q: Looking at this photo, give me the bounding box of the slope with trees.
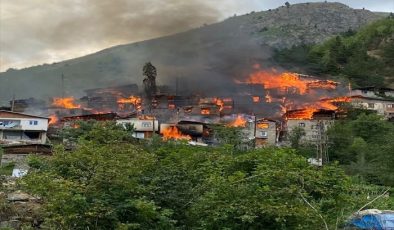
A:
[11,121,392,229]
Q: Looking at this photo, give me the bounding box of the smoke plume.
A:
[0,0,232,71]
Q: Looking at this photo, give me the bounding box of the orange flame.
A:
[238,70,338,95]
[284,97,351,120]
[201,108,210,115]
[252,96,260,103]
[162,126,191,141]
[215,98,224,111]
[228,115,247,127]
[52,97,81,109]
[48,114,59,125]
[286,108,318,120]
[117,96,141,104]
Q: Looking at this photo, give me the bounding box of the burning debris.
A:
[52,97,81,109]
[162,126,191,141]
[227,115,247,127]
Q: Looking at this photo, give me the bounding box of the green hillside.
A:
[275,17,394,88]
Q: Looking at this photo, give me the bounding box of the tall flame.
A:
[48,114,59,125]
[52,97,81,109]
[162,126,191,141]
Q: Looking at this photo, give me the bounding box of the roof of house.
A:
[352,87,394,92]
[350,95,394,102]
[0,110,49,120]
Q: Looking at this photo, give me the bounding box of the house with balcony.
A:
[350,87,394,119]
[0,110,49,145]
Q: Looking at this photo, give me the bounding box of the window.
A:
[387,104,394,108]
[29,120,38,125]
[257,123,269,129]
[368,103,375,109]
[299,123,305,127]
[259,131,268,138]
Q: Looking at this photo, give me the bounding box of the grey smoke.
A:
[0,0,226,71]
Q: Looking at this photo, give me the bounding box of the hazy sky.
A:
[0,0,392,72]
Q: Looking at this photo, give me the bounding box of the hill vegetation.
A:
[0,119,391,229]
[275,17,394,88]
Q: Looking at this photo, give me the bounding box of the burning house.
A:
[160,120,212,144]
[81,84,140,113]
[255,119,278,147]
[285,109,335,143]
[0,110,49,145]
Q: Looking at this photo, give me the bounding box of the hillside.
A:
[0,2,384,104]
[274,17,394,87]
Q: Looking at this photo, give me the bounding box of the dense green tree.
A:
[328,112,394,186]
[18,122,394,229]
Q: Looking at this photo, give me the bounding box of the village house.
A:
[0,110,49,145]
[285,109,335,143]
[350,87,394,119]
[255,119,278,147]
[116,117,159,139]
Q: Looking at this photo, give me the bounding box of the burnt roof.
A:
[61,112,117,121]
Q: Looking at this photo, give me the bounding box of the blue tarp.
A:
[349,210,394,230]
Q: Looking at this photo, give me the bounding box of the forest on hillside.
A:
[275,17,394,88]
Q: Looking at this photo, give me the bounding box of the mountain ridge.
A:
[0,2,385,104]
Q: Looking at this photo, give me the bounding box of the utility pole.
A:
[316,120,328,165]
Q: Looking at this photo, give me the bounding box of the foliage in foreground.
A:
[328,112,394,186]
[18,122,392,229]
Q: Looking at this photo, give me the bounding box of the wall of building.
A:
[255,121,276,146]
[287,119,334,143]
[0,117,48,144]
[0,117,48,131]
[351,98,394,117]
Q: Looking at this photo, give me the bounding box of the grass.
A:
[0,163,15,176]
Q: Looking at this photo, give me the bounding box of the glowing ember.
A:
[117,96,141,105]
[117,96,142,111]
[252,96,260,103]
[201,108,210,115]
[237,70,339,95]
[307,80,338,90]
[214,98,224,111]
[139,115,155,120]
[48,114,59,125]
[257,123,269,129]
[228,115,247,127]
[265,92,272,103]
[322,96,352,103]
[52,97,81,109]
[162,126,191,141]
[286,108,318,120]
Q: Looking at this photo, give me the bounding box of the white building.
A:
[0,110,49,145]
[116,118,159,139]
[350,87,394,119]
